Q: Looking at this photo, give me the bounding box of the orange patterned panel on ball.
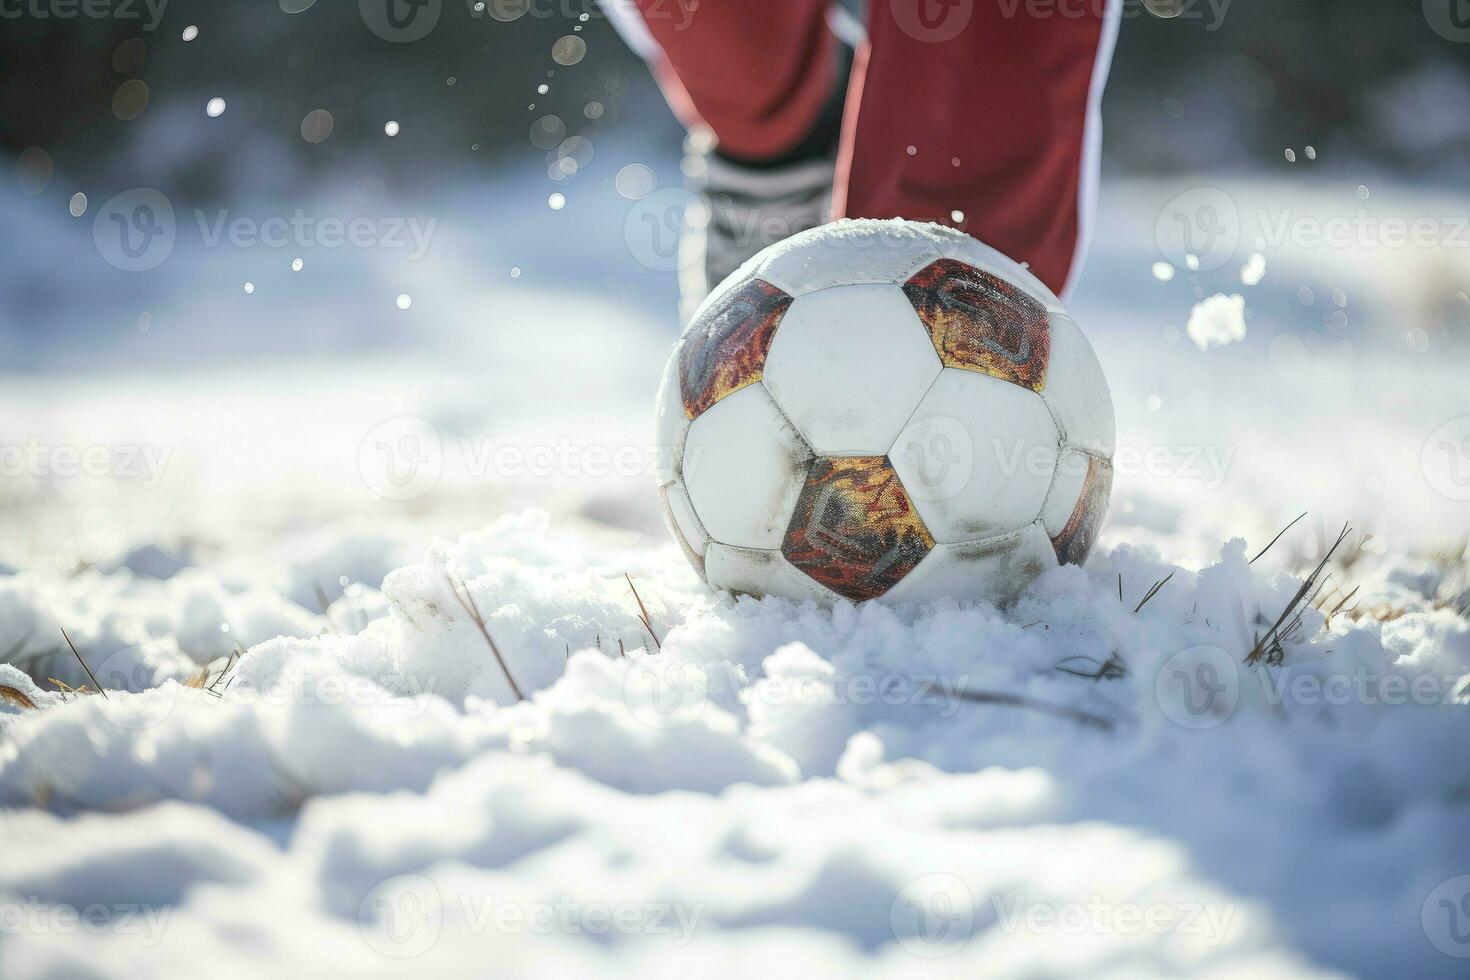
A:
[902,258,1050,392]
[782,456,935,601]
[679,278,793,420]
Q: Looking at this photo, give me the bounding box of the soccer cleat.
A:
[676,41,852,323]
[677,147,836,324]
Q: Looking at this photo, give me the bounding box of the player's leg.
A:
[606,1,853,318]
[836,0,1122,298]
[615,0,837,161]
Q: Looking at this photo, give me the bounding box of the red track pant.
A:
[614,0,1121,298]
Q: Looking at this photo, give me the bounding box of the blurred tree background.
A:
[4,0,1469,204]
[2,0,645,200]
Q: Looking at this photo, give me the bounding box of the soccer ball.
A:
[655,219,1114,605]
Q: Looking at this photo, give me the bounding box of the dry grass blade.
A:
[1245,522,1351,666]
[58,627,109,700]
[1326,585,1360,625]
[47,678,88,699]
[1133,572,1175,613]
[0,685,38,710]
[1250,511,1308,564]
[1054,659,1101,678]
[443,571,524,702]
[1270,575,1333,656]
[1096,652,1126,680]
[625,574,661,651]
[1054,653,1126,681]
[954,687,1117,732]
[207,650,239,694]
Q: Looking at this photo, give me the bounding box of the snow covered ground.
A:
[2,170,1468,978]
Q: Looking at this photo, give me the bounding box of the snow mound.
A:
[1,510,1468,977]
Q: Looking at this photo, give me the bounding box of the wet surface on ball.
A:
[679,278,792,420]
[903,258,1051,392]
[782,456,935,601]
